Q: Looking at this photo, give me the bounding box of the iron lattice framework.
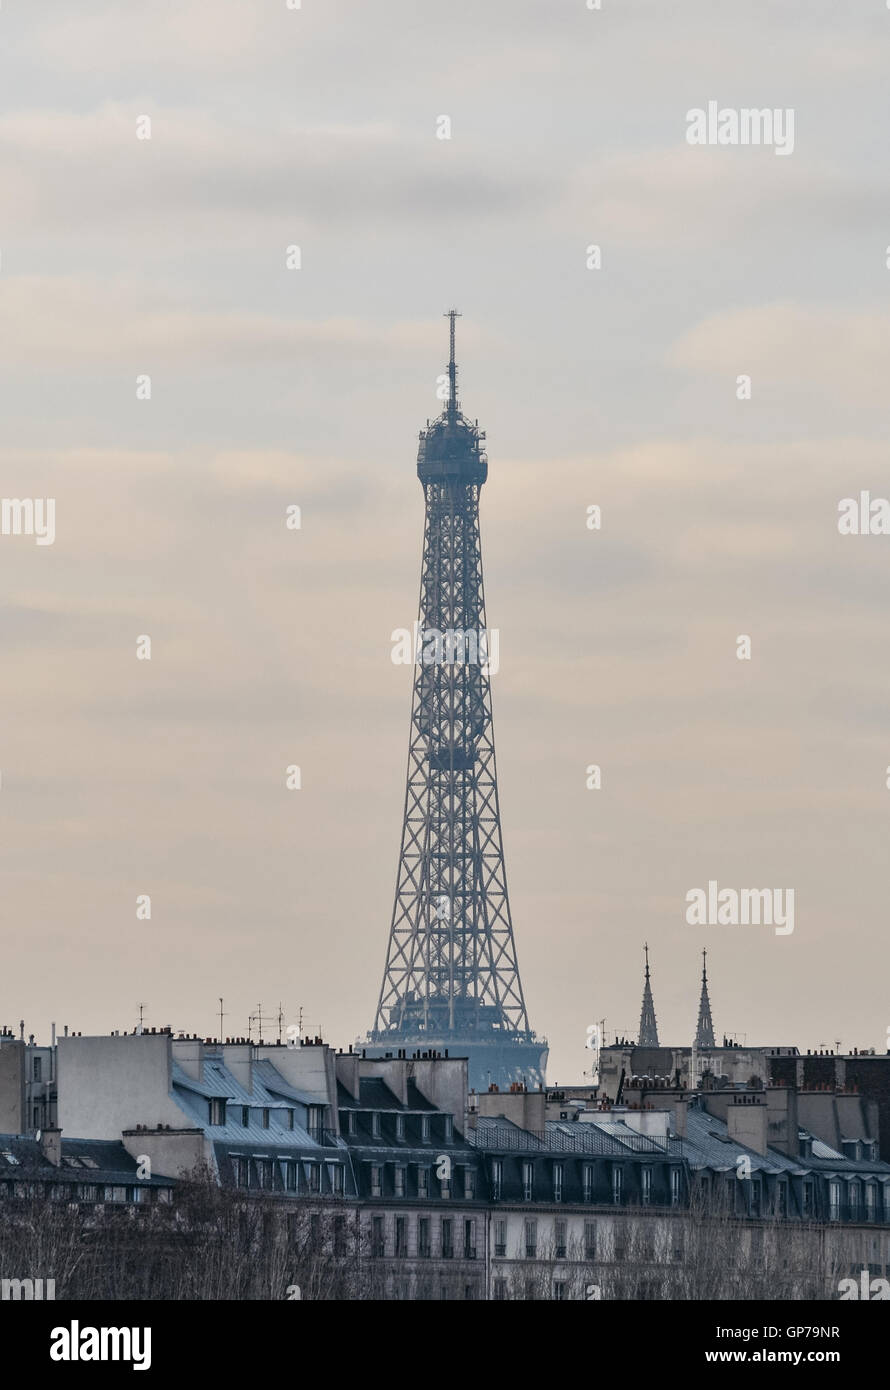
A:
[368,312,547,1090]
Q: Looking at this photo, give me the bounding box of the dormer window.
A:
[421,1115,431,1144]
[395,1114,405,1140]
[209,1099,226,1126]
[444,1116,453,1143]
[371,1112,381,1138]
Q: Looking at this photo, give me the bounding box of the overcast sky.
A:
[1,1,889,1083]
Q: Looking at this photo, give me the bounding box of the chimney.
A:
[671,1098,688,1137]
[39,1127,62,1167]
[727,1095,768,1155]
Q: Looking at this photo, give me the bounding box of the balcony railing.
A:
[469,1127,685,1156]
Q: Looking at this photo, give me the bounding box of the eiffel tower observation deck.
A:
[366,312,548,1091]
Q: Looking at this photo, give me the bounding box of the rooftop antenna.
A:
[277,1003,284,1045]
[137,1003,147,1036]
[218,997,226,1042]
[249,1003,269,1041]
[445,308,461,422]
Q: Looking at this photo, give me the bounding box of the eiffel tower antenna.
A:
[638,942,659,1047]
[445,308,461,421]
[368,312,547,1090]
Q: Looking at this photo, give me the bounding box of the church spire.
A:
[695,948,715,1048]
[637,942,659,1047]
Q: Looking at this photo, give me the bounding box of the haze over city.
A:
[2,1,889,1082]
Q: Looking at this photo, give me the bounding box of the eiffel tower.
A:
[367,312,548,1091]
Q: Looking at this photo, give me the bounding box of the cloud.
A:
[0,104,558,251]
[667,302,890,405]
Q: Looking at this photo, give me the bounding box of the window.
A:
[210,1098,226,1126]
[803,1180,814,1218]
[395,1114,405,1141]
[584,1219,597,1261]
[553,1162,563,1203]
[750,1177,761,1217]
[329,1163,344,1196]
[464,1218,476,1259]
[444,1116,453,1143]
[525,1218,537,1259]
[394,1166,406,1197]
[829,1180,841,1221]
[107,1186,127,1203]
[491,1158,503,1201]
[333,1215,347,1256]
[612,1166,623,1204]
[395,1216,407,1257]
[866,1183,877,1221]
[613,1227,626,1263]
[419,1217,431,1258]
[262,1108,270,1129]
[421,1115,431,1143]
[522,1161,534,1202]
[583,1163,594,1203]
[463,1166,475,1200]
[642,1166,652,1206]
[231,1157,245,1186]
[494,1217,507,1258]
[33,1058,42,1082]
[417,1165,429,1198]
[849,1182,861,1222]
[370,1164,382,1198]
[371,1215,384,1258]
[241,1106,249,1127]
[494,1278,508,1301]
[285,1160,297,1192]
[347,1110,355,1135]
[308,1105,323,1139]
[777,1181,788,1218]
[442,1218,454,1259]
[670,1167,681,1207]
[257,1159,271,1190]
[307,1163,320,1194]
[553,1281,566,1301]
[555,1218,567,1259]
[371,1112,381,1138]
[287,1110,295,1130]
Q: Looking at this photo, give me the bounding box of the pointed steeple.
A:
[695,948,715,1049]
[637,942,659,1047]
